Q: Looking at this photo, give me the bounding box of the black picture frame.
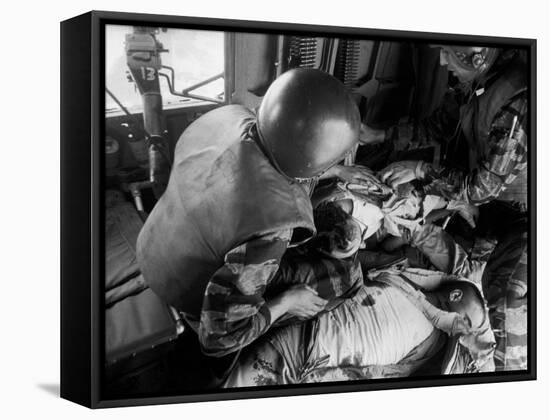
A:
[61,10,537,409]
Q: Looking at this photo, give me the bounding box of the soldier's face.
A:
[439,48,478,83]
[320,218,363,260]
[445,286,485,330]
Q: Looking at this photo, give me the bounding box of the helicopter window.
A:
[106,24,226,115]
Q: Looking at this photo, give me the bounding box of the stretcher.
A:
[105,191,185,384]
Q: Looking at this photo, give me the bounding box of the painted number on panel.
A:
[141,67,156,81]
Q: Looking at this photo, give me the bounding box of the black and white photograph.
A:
[101,19,533,402]
[4,0,550,416]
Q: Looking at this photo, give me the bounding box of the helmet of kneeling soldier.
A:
[257,68,360,179]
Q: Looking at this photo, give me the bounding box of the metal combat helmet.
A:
[257,68,360,179]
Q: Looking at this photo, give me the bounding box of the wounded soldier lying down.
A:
[224,225,496,387]
[310,173,480,259]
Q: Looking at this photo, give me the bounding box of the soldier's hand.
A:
[447,200,479,229]
[379,160,426,189]
[282,285,327,320]
[358,123,385,145]
[451,315,472,337]
[332,164,375,184]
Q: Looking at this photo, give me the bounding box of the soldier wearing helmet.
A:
[137,68,364,382]
[376,46,528,207]
[364,46,528,371]
[437,46,499,84]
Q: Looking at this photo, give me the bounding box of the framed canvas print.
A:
[60,10,536,408]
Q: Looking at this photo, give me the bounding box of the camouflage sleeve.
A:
[384,90,460,152]
[422,94,528,204]
[409,223,486,284]
[198,229,292,357]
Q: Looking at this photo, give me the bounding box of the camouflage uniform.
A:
[137,105,362,364]
[421,91,528,206]
[198,229,364,357]
[385,51,529,371]
[387,49,528,207]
